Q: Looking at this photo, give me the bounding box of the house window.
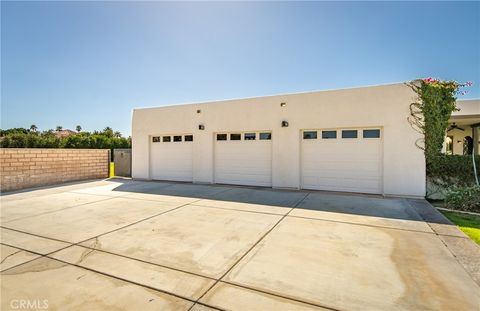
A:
[259,132,271,140]
[363,129,380,138]
[162,136,171,142]
[184,135,193,142]
[322,131,336,139]
[342,130,358,138]
[217,134,227,141]
[303,131,317,139]
[230,133,241,140]
[244,133,256,140]
[173,135,182,142]
[152,136,160,143]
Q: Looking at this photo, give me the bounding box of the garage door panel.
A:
[303,176,381,193]
[303,159,381,167]
[303,157,381,170]
[215,165,271,174]
[304,169,381,179]
[303,144,381,156]
[302,164,381,173]
[216,145,270,156]
[150,138,193,182]
[215,173,271,187]
[301,129,383,194]
[215,160,272,169]
[215,137,272,187]
[216,156,271,162]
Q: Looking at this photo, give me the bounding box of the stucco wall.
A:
[0,149,110,192]
[132,83,426,197]
[455,99,480,116]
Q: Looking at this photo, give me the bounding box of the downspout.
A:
[473,151,479,186]
[473,125,479,186]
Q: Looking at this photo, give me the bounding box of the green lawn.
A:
[441,210,480,244]
[110,162,114,177]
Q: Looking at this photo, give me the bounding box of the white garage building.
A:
[132,83,426,197]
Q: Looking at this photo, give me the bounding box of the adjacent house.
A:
[54,129,77,138]
[445,99,480,156]
[132,83,429,197]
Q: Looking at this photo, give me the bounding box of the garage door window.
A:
[303,131,317,139]
[322,131,336,139]
[162,136,171,142]
[173,135,182,142]
[230,133,241,140]
[363,129,380,138]
[341,130,358,139]
[217,134,227,141]
[152,136,160,143]
[259,133,271,140]
[184,135,193,142]
[244,133,256,140]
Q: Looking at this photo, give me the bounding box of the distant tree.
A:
[3,133,27,147]
[63,134,84,148]
[56,126,63,131]
[103,126,114,138]
[0,128,29,136]
[76,125,82,132]
[0,126,131,150]
[30,124,38,132]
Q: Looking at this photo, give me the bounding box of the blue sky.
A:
[2,1,479,136]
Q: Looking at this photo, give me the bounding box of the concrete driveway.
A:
[1,179,479,310]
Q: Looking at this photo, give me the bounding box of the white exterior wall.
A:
[132,83,425,197]
[455,99,480,116]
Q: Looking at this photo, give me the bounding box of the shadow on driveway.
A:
[107,178,450,226]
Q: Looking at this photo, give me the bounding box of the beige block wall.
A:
[0,149,110,192]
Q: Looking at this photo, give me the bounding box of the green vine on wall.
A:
[407,78,475,190]
[407,78,471,161]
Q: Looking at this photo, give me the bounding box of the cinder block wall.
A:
[0,149,110,192]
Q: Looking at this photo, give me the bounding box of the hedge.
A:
[445,186,480,213]
[427,154,480,188]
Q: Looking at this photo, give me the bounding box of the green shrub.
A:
[428,154,480,188]
[0,128,131,162]
[445,186,480,213]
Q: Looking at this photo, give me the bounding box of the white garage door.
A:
[301,128,383,194]
[215,132,272,187]
[150,134,193,182]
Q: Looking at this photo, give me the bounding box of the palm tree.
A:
[56,126,63,131]
[103,126,113,137]
[29,124,38,132]
[76,125,82,132]
[113,131,122,138]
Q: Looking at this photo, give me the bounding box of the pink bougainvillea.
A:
[421,77,473,95]
[423,77,440,84]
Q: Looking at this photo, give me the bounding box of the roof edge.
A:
[132,81,409,111]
